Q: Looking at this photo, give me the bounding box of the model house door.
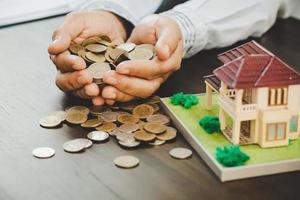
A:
[241,121,251,138]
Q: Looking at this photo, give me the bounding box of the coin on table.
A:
[146,114,170,125]
[113,155,139,169]
[63,140,86,153]
[169,147,192,159]
[85,44,107,53]
[116,43,136,52]
[69,43,84,54]
[135,43,155,51]
[99,111,118,122]
[66,112,88,124]
[109,128,123,137]
[144,123,167,134]
[87,62,111,80]
[147,103,160,112]
[118,140,141,148]
[96,122,117,132]
[156,127,177,141]
[87,131,109,142]
[39,115,61,128]
[117,113,139,124]
[81,118,103,128]
[128,48,153,60]
[132,104,154,119]
[89,105,111,116]
[67,106,90,115]
[149,139,166,146]
[134,130,156,142]
[73,138,93,149]
[51,111,67,122]
[118,123,139,133]
[117,132,135,143]
[32,147,55,158]
[85,52,106,63]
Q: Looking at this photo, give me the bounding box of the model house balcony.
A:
[218,95,258,120]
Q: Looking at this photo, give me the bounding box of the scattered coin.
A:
[144,123,167,134]
[81,118,103,128]
[156,127,177,141]
[32,147,55,158]
[52,111,67,122]
[87,131,109,142]
[67,106,90,115]
[116,43,136,52]
[96,122,117,132]
[118,140,141,148]
[99,111,118,122]
[63,140,86,153]
[147,114,170,124]
[149,139,166,146]
[66,112,88,125]
[39,115,61,128]
[134,130,156,142]
[118,123,139,133]
[113,155,139,168]
[117,113,139,124]
[73,138,93,149]
[169,147,192,159]
[133,104,154,119]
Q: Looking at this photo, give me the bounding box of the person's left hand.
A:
[101,14,184,104]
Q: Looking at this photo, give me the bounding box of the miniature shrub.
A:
[199,116,220,134]
[216,145,250,167]
[170,92,199,109]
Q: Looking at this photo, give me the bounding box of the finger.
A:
[105,99,116,105]
[48,12,84,55]
[103,71,163,98]
[155,18,181,60]
[73,83,100,99]
[51,51,86,72]
[102,85,135,102]
[55,70,92,92]
[92,96,105,106]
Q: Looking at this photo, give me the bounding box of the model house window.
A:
[289,115,299,133]
[268,87,288,106]
[267,123,286,141]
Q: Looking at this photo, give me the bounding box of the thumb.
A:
[155,22,180,60]
[48,13,84,55]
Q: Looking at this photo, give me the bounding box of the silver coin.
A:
[146,114,170,125]
[113,155,139,168]
[169,147,192,159]
[63,140,85,153]
[39,115,61,128]
[116,43,136,52]
[32,147,55,158]
[109,128,123,137]
[73,138,93,149]
[99,111,119,122]
[87,131,109,142]
[118,140,141,148]
[149,139,166,146]
[116,132,135,143]
[51,111,67,122]
[118,123,139,133]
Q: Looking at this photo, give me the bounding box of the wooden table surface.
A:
[0,16,299,200]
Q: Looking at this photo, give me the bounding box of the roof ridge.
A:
[254,56,275,87]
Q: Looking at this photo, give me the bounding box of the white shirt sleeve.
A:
[160,0,298,57]
[79,0,162,25]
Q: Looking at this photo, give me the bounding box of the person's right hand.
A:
[48,10,128,105]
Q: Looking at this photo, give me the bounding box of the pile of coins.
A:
[37,97,193,167]
[68,35,155,86]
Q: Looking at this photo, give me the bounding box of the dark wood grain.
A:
[0,16,299,200]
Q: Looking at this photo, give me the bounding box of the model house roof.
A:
[213,41,300,89]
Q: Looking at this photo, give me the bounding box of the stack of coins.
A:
[68,35,155,86]
[39,96,177,152]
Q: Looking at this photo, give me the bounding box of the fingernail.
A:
[77,76,86,84]
[106,77,117,85]
[117,67,130,74]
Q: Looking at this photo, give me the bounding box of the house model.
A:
[204,41,300,148]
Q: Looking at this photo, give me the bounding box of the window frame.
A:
[268,87,288,106]
[266,122,287,142]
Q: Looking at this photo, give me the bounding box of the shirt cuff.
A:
[160,9,208,58]
[79,0,138,25]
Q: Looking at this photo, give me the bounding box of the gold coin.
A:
[117,113,139,124]
[82,37,100,46]
[99,35,112,43]
[87,62,111,81]
[85,52,106,63]
[77,50,87,59]
[67,106,90,115]
[156,127,177,141]
[132,104,154,119]
[105,47,114,63]
[146,103,160,112]
[169,147,192,159]
[109,48,128,61]
[134,130,156,142]
[113,155,139,169]
[146,114,170,124]
[81,118,103,128]
[144,123,167,134]
[90,105,111,116]
[85,44,107,53]
[66,112,88,124]
[128,48,153,60]
[96,122,117,132]
[69,43,84,54]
